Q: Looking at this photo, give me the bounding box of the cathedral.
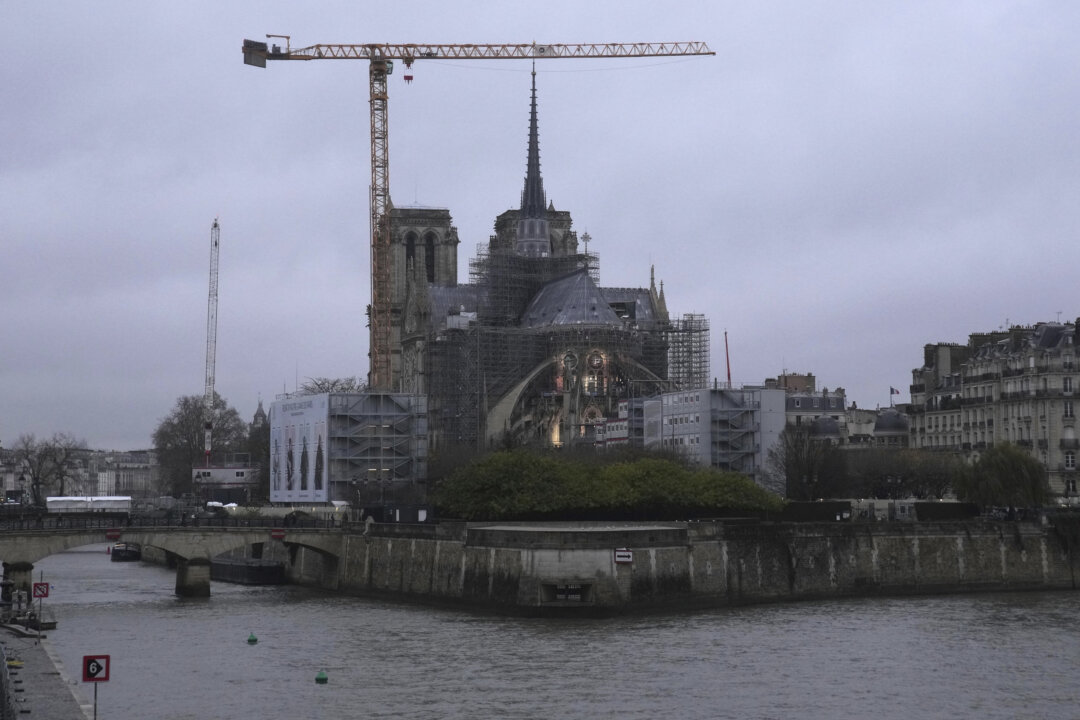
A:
[386,69,708,452]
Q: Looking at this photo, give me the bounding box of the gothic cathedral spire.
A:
[515,64,551,257]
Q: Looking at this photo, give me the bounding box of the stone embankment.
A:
[281,518,1079,615]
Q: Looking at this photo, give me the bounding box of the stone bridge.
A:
[0,526,345,597]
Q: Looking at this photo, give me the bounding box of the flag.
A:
[890,387,900,395]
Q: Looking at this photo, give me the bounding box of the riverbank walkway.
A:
[1,628,89,719]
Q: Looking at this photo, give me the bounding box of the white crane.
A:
[204,218,220,466]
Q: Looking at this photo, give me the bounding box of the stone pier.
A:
[1,561,33,600]
[174,557,211,597]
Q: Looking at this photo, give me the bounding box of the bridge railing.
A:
[0,514,346,533]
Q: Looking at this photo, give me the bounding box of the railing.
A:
[0,513,347,533]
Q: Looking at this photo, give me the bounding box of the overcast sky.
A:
[3,2,1078,450]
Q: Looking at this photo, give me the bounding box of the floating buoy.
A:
[315,670,328,685]
[247,633,258,645]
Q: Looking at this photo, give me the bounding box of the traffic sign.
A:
[83,655,110,682]
[614,548,634,564]
[270,528,286,540]
[31,582,49,599]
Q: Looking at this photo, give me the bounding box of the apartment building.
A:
[910,321,1079,497]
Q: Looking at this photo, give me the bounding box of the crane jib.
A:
[244,39,715,64]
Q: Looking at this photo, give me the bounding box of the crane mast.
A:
[204,218,220,466]
[242,37,715,390]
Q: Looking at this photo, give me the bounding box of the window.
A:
[423,232,437,283]
[1066,451,1076,470]
[1066,401,1075,419]
[1066,377,1074,393]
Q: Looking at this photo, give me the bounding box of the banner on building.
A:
[270,394,329,503]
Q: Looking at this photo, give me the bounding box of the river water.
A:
[36,545,1080,720]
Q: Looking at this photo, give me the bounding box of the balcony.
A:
[1061,438,1080,450]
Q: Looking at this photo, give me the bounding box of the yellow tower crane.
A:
[242,37,715,390]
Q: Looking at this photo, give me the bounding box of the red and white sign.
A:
[614,548,634,564]
[270,528,286,540]
[83,655,110,683]
[32,582,49,598]
[105,529,122,540]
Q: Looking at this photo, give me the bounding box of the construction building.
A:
[389,69,710,455]
[657,385,786,489]
[268,391,428,518]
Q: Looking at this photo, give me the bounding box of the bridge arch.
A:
[0,527,344,598]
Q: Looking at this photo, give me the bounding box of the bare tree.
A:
[152,393,247,496]
[766,424,846,500]
[12,433,88,507]
[298,377,366,395]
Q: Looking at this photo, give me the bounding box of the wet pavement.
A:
[1,628,89,719]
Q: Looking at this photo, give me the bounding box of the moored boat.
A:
[109,542,141,562]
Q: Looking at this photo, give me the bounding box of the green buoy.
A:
[247,633,258,645]
[315,670,328,685]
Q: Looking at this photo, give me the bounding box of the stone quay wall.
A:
[282,519,1080,614]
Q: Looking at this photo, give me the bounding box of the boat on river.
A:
[109,542,141,562]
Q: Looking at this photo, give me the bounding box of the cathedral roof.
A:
[600,287,661,325]
[520,268,622,328]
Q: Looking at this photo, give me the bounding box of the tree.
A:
[844,448,965,500]
[152,393,247,496]
[766,425,846,500]
[434,449,784,520]
[12,433,87,507]
[952,442,1050,509]
[298,377,366,394]
[246,416,270,501]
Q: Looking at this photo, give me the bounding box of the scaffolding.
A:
[710,392,760,474]
[325,392,428,500]
[668,313,710,391]
[420,243,682,450]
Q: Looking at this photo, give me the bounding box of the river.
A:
[36,545,1080,720]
